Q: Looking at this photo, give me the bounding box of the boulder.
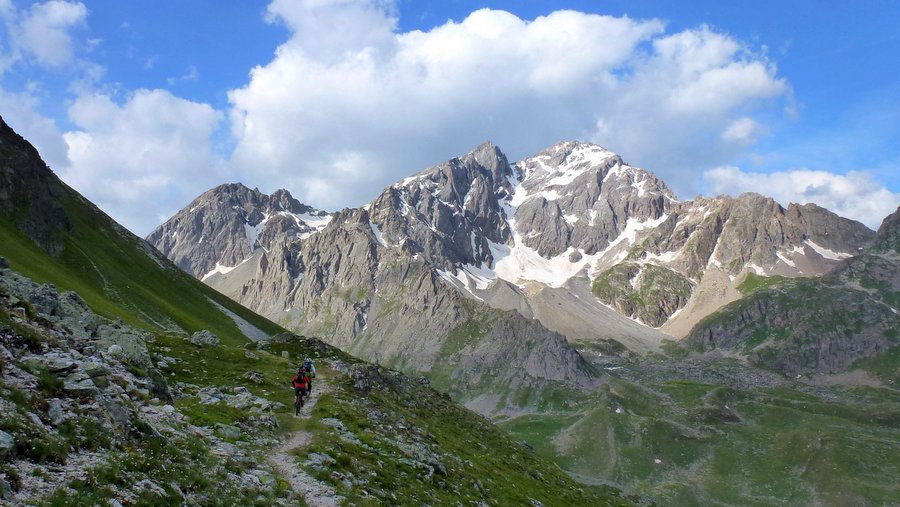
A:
[26,283,60,318]
[189,330,220,347]
[63,378,96,397]
[0,429,13,455]
[147,368,172,402]
[97,324,150,366]
[198,387,224,405]
[215,423,241,440]
[47,399,67,426]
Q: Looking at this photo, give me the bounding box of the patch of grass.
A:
[852,345,900,386]
[737,272,787,296]
[299,373,633,507]
[504,372,900,506]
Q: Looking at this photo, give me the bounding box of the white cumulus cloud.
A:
[703,166,900,229]
[228,1,788,211]
[0,87,69,169]
[59,89,224,234]
[18,0,86,67]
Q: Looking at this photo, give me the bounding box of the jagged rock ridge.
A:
[148,140,881,381]
[146,183,332,279]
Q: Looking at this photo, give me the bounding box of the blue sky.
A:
[0,0,897,234]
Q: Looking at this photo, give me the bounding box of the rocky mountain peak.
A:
[146,184,332,278]
[873,205,900,253]
[0,116,72,255]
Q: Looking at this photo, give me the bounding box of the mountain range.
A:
[0,116,633,505]
[2,112,898,505]
[149,140,891,387]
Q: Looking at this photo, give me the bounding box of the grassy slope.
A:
[149,335,635,506]
[501,374,900,506]
[0,187,282,345]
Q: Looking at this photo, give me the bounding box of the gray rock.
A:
[26,283,61,319]
[321,418,347,432]
[189,330,220,347]
[47,398,67,426]
[0,429,13,454]
[82,360,110,378]
[145,183,332,278]
[215,423,241,440]
[97,324,150,366]
[32,352,77,374]
[107,344,123,356]
[102,397,132,432]
[63,378,96,396]
[198,387,225,405]
[0,477,11,500]
[26,412,46,430]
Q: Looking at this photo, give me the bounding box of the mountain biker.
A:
[303,358,316,392]
[291,367,310,409]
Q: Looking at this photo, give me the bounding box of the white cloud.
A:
[19,0,87,67]
[703,166,900,229]
[167,64,199,85]
[228,2,789,211]
[59,89,224,234]
[722,117,762,144]
[0,87,69,169]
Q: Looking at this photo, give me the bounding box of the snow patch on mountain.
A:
[805,239,853,260]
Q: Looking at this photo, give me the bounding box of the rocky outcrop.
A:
[685,212,900,376]
[686,278,898,375]
[873,205,900,254]
[0,262,293,504]
[146,183,332,278]
[592,262,693,327]
[0,116,72,255]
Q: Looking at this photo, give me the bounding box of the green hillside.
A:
[0,117,282,344]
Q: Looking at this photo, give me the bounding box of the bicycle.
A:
[294,388,307,416]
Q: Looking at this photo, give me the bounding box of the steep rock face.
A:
[203,205,597,413]
[153,140,878,359]
[592,262,693,327]
[686,278,897,375]
[146,184,331,278]
[365,141,514,270]
[685,212,900,375]
[873,205,900,253]
[0,116,72,255]
[511,141,674,258]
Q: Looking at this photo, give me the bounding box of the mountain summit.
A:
[149,142,878,355]
[146,183,332,279]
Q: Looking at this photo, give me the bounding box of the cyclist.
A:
[291,367,311,412]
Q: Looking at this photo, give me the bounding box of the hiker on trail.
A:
[303,357,316,392]
[291,367,311,408]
